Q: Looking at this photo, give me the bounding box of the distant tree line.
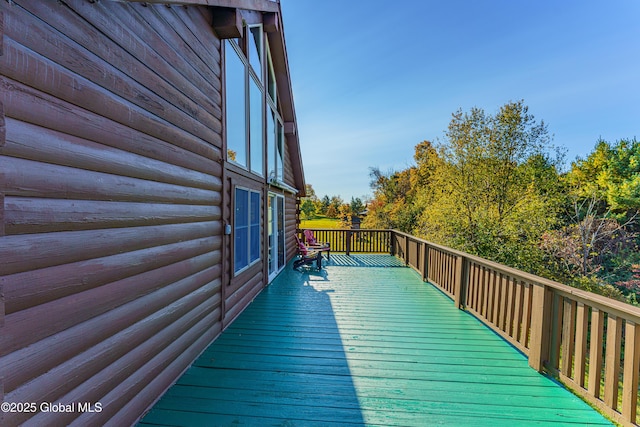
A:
[300,185,365,228]
[363,100,640,305]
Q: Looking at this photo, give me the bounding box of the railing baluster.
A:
[505,276,515,336]
[574,302,589,387]
[561,299,577,378]
[488,269,499,325]
[623,320,640,422]
[588,308,604,398]
[512,280,524,343]
[548,294,562,372]
[498,274,507,331]
[604,315,623,410]
[529,283,552,371]
[522,282,532,349]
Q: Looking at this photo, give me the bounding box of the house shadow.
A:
[139,262,366,426]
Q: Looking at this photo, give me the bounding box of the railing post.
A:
[528,283,553,372]
[622,320,640,422]
[422,244,429,282]
[346,230,352,256]
[404,235,409,265]
[453,255,468,309]
[389,231,395,255]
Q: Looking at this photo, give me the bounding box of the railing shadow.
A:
[328,253,405,268]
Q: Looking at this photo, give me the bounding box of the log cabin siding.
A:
[0,1,304,424]
[285,193,299,259]
[0,1,241,425]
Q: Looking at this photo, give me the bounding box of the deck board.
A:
[139,255,612,426]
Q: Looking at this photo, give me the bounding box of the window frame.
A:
[233,186,262,275]
[224,32,266,178]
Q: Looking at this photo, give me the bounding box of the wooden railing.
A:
[302,229,391,255]
[304,228,640,426]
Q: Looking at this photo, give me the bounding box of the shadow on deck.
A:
[139,255,612,426]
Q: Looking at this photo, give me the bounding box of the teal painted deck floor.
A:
[140,255,611,427]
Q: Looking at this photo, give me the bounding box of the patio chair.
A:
[293,236,323,270]
[303,229,330,260]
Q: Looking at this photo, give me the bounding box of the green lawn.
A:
[300,217,341,229]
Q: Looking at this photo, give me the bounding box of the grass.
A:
[300,216,341,229]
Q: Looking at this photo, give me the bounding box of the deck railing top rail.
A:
[391,230,640,320]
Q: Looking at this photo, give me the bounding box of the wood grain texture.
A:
[1,251,219,356]
[1,269,220,395]
[0,38,222,153]
[2,78,222,170]
[100,317,221,427]
[1,221,219,276]
[4,197,221,235]
[0,156,219,204]
[4,237,221,314]
[61,0,222,121]
[2,118,220,191]
[6,297,221,426]
[3,2,220,144]
[0,0,306,424]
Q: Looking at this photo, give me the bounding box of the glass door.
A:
[268,193,286,281]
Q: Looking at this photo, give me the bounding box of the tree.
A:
[413,100,563,272]
[300,198,316,220]
[542,196,636,277]
[305,184,317,201]
[318,195,331,216]
[363,167,421,231]
[327,196,343,218]
[350,197,365,216]
[326,204,338,219]
[338,204,352,229]
[567,138,640,221]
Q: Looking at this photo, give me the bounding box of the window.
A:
[225,41,246,166]
[234,187,261,273]
[276,120,284,181]
[248,26,263,82]
[249,76,263,176]
[224,31,265,177]
[268,115,284,182]
[266,41,277,103]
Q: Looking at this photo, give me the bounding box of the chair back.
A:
[295,235,309,256]
[303,229,318,245]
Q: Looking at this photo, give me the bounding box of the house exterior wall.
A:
[0,1,302,425]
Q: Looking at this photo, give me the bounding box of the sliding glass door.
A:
[268,193,286,281]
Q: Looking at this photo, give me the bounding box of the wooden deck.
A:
[139,255,612,426]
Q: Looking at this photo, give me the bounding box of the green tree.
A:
[567,138,640,220]
[318,195,331,216]
[543,139,640,303]
[414,100,562,272]
[350,197,365,216]
[300,198,316,220]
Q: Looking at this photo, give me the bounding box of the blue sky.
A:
[280,0,640,201]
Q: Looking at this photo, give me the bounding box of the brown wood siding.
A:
[283,134,296,188]
[0,1,225,425]
[285,194,298,262]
